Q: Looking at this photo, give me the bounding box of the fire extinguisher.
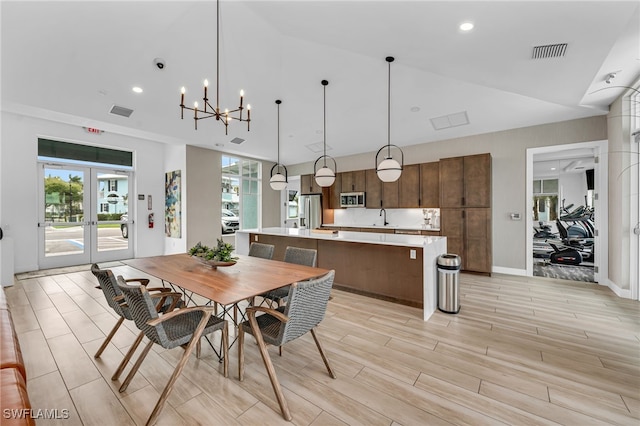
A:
[148,212,154,228]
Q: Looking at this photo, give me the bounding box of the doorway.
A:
[526,141,608,284]
[38,162,133,269]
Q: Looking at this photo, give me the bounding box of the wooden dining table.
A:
[123,253,329,308]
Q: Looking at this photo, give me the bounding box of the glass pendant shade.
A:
[269,172,287,190]
[315,166,336,187]
[377,158,402,182]
[270,99,288,191]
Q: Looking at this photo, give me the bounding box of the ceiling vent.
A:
[430,111,469,131]
[109,105,134,118]
[229,137,245,145]
[306,141,332,153]
[532,43,567,59]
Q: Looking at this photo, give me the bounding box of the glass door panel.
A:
[92,170,133,262]
[39,164,90,268]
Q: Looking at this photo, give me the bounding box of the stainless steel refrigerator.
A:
[299,194,322,229]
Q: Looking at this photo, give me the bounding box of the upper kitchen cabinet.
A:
[382,180,399,208]
[439,153,491,208]
[341,170,366,193]
[439,157,464,208]
[464,153,491,208]
[329,173,342,209]
[300,174,323,195]
[420,161,439,207]
[398,164,420,208]
[365,169,382,208]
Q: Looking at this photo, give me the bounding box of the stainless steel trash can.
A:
[437,254,461,314]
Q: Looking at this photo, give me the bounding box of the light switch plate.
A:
[410,249,416,259]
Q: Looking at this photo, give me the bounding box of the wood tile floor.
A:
[5,265,639,425]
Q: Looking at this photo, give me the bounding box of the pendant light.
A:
[375,56,404,182]
[314,80,337,187]
[269,100,288,191]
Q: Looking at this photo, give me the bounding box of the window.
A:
[288,190,299,218]
[532,178,559,222]
[221,155,261,231]
[100,203,109,213]
[108,180,118,191]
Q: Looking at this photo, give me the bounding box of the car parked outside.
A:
[121,214,129,238]
[222,209,239,234]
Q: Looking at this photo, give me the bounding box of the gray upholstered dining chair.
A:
[238,270,335,421]
[260,246,317,307]
[248,242,275,259]
[116,275,229,426]
[91,263,183,381]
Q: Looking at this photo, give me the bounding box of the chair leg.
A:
[146,334,202,425]
[249,315,291,421]
[222,323,229,378]
[119,340,154,392]
[112,331,145,381]
[279,345,283,357]
[238,325,244,381]
[310,328,336,379]
[95,316,124,358]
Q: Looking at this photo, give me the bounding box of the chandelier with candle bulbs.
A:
[179,0,250,135]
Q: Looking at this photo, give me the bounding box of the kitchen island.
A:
[236,228,447,321]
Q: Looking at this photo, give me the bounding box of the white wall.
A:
[0,111,167,273]
[287,116,608,273]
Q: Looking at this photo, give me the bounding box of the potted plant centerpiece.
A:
[189,239,238,268]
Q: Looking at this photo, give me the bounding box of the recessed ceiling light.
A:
[410,106,420,112]
[551,167,557,170]
[459,22,474,31]
[132,86,143,93]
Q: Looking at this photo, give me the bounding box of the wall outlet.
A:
[410,249,416,259]
[254,235,258,241]
[510,213,521,220]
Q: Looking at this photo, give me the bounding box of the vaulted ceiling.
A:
[2,1,638,166]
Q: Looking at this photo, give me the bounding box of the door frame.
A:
[526,140,609,285]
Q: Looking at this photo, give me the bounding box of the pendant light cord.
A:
[323,82,327,167]
[387,58,391,158]
[277,101,280,166]
[216,0,220,111]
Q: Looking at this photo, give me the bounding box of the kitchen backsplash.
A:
[332,208,440,229]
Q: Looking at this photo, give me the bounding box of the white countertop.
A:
[238,227,444,248]
[322,223,440,231]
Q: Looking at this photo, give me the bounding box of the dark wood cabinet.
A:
[382,180,399,208]
[438,153,491,274]
[420,161,439,207]
[440,207,491,274]
[329,173,342,209]
[439,157,464,208]
[300,174,322,195]
[341,170,366,193]
[464,154,491,208]
[440,208,464,262]
[399,164,420,208]
[439,153,491,208]
[465,208,492,273]
[365,169,382,208]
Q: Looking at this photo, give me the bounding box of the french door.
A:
[38,162,133,269]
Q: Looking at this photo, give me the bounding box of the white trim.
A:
[526,140,609,284]
[606,278,633,299]
[492,266,527,276]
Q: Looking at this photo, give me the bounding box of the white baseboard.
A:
[605,279,632,299]
[492,266,527,276]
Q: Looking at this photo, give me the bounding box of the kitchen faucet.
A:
[379,208,388,226]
